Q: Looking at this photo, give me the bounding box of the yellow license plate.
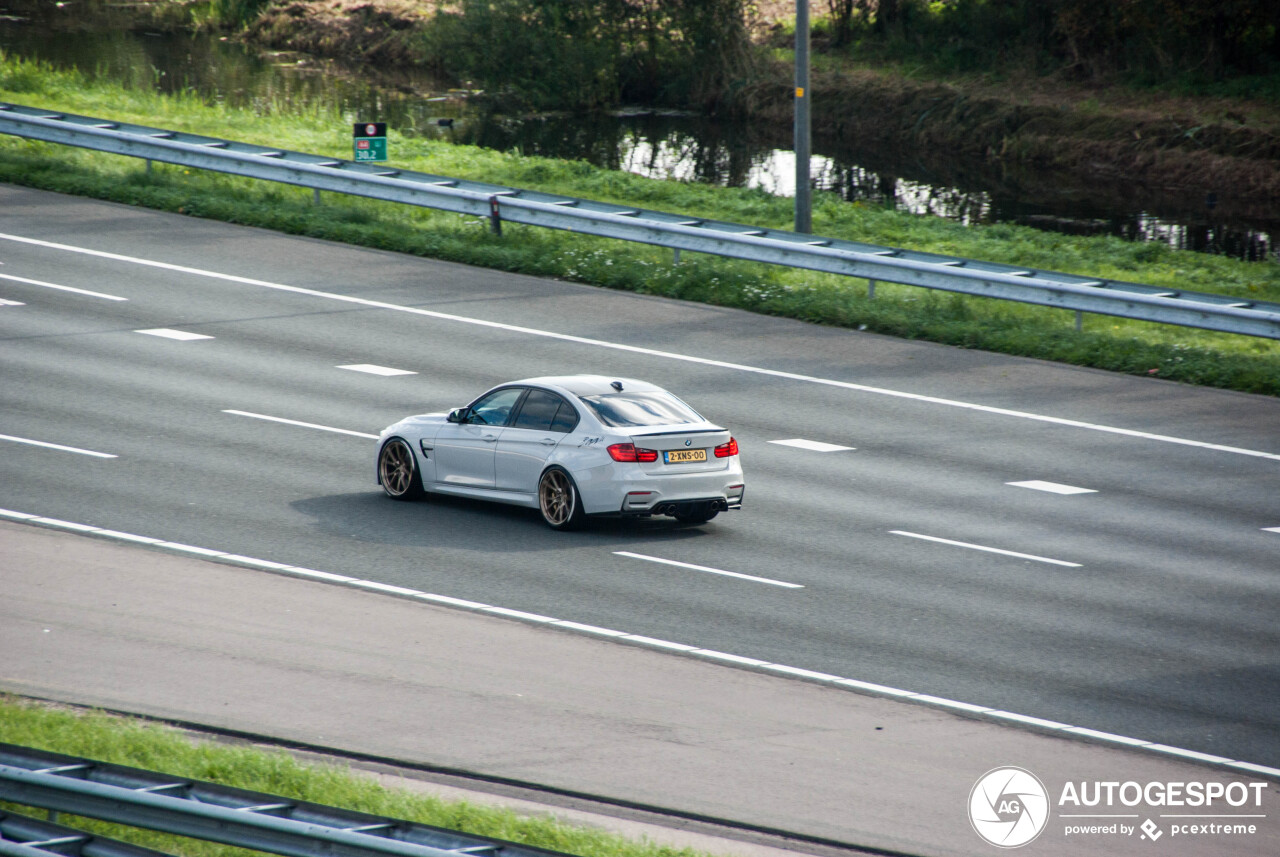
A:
[664,448,707,464]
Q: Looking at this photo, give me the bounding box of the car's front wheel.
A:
[538,467,585,530]
[379,438,423,500]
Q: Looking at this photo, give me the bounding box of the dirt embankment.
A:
[784,70,1280,201]
[244,0,1280,202]
[244,0,433,67]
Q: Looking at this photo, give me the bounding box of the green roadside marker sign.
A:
[353,122,387,162]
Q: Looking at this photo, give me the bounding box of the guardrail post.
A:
[673,248,681,265]
[313,188,321,206]
[488,196,502,236]
[1075,310,1083,331]
[868,279,877,299]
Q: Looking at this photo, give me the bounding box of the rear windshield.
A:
[579,392,705,428]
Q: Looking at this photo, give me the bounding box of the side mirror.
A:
[447,407,469,424]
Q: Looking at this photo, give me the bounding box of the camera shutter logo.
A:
[969,767,1050,848]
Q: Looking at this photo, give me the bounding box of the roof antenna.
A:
[610,380,623,391]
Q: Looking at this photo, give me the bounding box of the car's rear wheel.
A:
[539,467,584,530]
[379,438,423,500]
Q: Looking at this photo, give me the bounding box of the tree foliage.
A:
[426,0,756,112]
[1053,0,1280,79]
[822,0,1280,81]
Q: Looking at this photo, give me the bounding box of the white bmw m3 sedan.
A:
[375,375,744,529]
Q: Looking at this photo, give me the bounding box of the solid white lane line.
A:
[890,530,1082,568]
[621,635,699,651]
[0,271,127,301]
[135,328,213,341]
[769,438,855,452]
[697,649,769,666]
[158,542,227,557]
[1146,744,1237,765]
[337,363,416,377]
[92,529,164,545]
[222,410,379,440]
[2,231,1276,462]
[1007,480,1097,495]
[5,506,1278,780]
[554,621,628,637]
[0,433,117,459]
[612,550,803,588]
[485,606,559,622]
[765,664,847,681]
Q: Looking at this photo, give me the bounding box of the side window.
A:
[468,387,524,427]
[511,389,562,431]
[509,389,579,433]
[549,401,579,433]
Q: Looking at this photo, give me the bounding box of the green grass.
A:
[0,695,712,857]
[3,52,1279,395]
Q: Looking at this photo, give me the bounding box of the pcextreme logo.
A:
[969,767,1273,849]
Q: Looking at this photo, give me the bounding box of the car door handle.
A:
[482,434,499,443]
[540,438,557,446]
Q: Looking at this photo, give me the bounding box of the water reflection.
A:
[455,111,1276,261]
[0,11,1274,262]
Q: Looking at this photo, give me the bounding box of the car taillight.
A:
[714,437,739,458]
[608,443,658,463]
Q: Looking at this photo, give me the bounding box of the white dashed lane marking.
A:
[769,438,855,453]
[0,434,117,459]
[222,410,379,440]
[1007,480,1097,495]
[337,364,417,376]
[890,530,1082,568]
[613,551,804,588]
[0,298,25,306]
[0,271,127,301]
[135,328,213,341]
[5,230,1279,461]
[1264,527,1280,534]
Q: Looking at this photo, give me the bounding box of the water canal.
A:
[0,6,1274,262]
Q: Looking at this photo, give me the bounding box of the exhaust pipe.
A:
[653,499,729,518]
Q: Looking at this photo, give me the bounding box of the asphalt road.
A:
[2,184,1279,771]
[6,518,1277,857]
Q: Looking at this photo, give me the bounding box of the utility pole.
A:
[794,0,812,233]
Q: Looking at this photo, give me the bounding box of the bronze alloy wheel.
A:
[538,467,583,530]
[379,438,422,500]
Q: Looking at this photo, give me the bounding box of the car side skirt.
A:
[426,482,540,509]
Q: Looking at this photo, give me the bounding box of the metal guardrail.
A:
[2,102,1278,340]
[0,745,564,857]
[0,808,178,857]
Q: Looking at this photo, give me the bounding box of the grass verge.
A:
[0,695,710,857]
[2,53,1279,396]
